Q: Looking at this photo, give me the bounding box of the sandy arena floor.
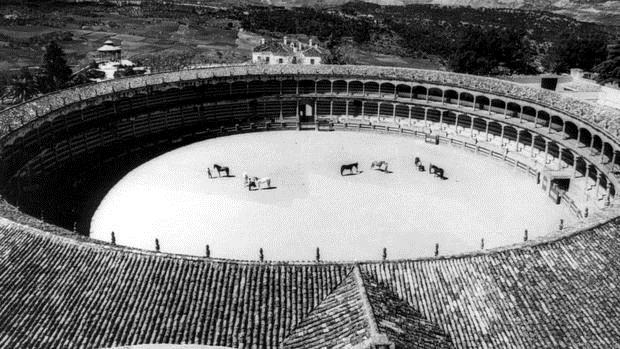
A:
[90,131,576,261]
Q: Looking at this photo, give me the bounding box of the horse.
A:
[248,177,271,190]
[371,160,389,172]
[340,163,359,176]
[213,164,230,177]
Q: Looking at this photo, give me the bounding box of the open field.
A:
[91,131,575,261]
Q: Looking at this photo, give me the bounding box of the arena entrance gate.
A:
[298,99,316,130]
[542,172,571,205]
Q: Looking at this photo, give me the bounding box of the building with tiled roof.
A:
[1,65,620,348]
[252,37,324,65]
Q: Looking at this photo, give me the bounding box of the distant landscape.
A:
[0,0,618,103]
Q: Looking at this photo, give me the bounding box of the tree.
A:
[42,41,72,92]
[543,32,608,73]
[592,57,620,84]
[8,68,41,103]
[448,26,535,75]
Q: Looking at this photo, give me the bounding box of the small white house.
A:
[252,37,324,65]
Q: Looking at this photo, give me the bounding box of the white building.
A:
[252,37,324,65]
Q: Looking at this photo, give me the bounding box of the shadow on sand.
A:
[341,170,364,176]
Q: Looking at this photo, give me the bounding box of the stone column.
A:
[543,140,549,165]
[330,100,333,116]
[515,129,521,152]
[345,100,349,117]
[455,113,460,133]
[392,103,396,122]
[572,155,579,181]
[470,117,474,137]
[500,125,505,146]
[584,163,591,196]
[361,101,365,119]
[408,106,412,126]
[279,100,283,122]
[377,102,382,120]
[530,136,536,157]
[439,110,444,129]
[485,121,490,141]
[595,173,602,199]
[611,151,617,172]
[557,145,563,170]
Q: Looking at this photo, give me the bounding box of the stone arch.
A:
[564,121,579,141]
[503,125,518,142]
[396,84,411,99]
[230,81,247,97]
[444,90,458,105]
[560,148,575,168]
[456,113,472,129]
[533,135,547,153]
[248,80,265,97]
[316,79,332,94]
[487,121,503,138]
[490,99,505,115]
[506,102,521,118]
[349,81,363,95]
[282,79,297,95]
[579,128,592,148]
[210,82,230,99]
[575,157,588,176]
[442,111,457,126]
[519,130,533,151]
[379,103,393,117]
[550,115,564,133]
[411,106,425,121]
[395,104,409,119]
[380,82,395,97]
[333,80,348,94]
[537,111,550,128]
[602,142,614,163]
[264,80,281,95]
[298,79,315,94]
[521,106,536,124]
[428,87,443,102]
[364,81,379,96]
[427,109,441,123]
[547,142,560,160]
[473,117,487,133]
[364,101,378,117]
[592,135,603,154]
[459,92,474,108]
[475,95,490,111]
[412,86,427,100]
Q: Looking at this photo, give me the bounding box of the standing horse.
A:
[371,160,389,172]
[247,177,271,190]
[213,164,230,177]
[340,163,359,176]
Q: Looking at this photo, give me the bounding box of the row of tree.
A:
[4,41,72,103]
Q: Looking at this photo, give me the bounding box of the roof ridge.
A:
[352,265,380,336]
[280,266,357,340]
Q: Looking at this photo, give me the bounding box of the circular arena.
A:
[1,65,620,348]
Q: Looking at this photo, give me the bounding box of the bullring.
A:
[0,64,620,348]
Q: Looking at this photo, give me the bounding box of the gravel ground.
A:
[91,131,576,261]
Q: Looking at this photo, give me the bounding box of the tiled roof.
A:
[1,208,620,347]
[360,270,454,349]
[302,47,323,57]
[281,269,372,349]
[252,41,293,55]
